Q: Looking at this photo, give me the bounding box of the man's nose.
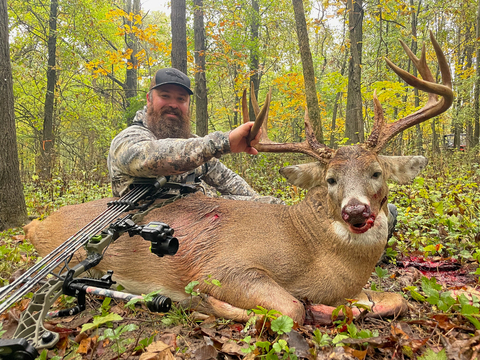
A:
[165,99,179,108]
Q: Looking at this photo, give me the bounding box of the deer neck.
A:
[288,186,388,253]
[286,186,332,246]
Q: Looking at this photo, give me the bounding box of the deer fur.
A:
[25,147,426,324]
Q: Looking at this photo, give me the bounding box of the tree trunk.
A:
[330,14,348,148]
[465,24,474,150]
[40,0,58,181]
[249,0,260,122]
[0,0,28,230]
[410,0,422,153]
[474,0,480,148]
[194,0,208,136]
[171,0,187,74]
[292,0,324,143]
[345,0,363,144]
[125,0,140,101]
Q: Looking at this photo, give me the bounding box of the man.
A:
[108,67,280,203]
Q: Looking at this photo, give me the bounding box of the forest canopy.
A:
[5,0,480,181]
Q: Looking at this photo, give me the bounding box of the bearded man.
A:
[108,68,280,203]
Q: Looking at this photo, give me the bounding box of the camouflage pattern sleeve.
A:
[108,124,231,196]
[202,159,285,204]
[201,158,257,197]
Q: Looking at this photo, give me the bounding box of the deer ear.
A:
[378,155,428,184]
[279,162,327,189]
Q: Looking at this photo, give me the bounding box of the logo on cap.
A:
[165,70,184,80]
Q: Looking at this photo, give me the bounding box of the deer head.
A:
[243,31,453,234]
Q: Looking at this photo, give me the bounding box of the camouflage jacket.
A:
[108,107,260,199]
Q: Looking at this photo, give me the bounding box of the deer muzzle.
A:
[341,201,376,234]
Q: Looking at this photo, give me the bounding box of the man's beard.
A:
[146,106,191,139]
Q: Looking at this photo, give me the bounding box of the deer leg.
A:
[305,289,408,325]
[180,271,306,324]
[179,295,251,322]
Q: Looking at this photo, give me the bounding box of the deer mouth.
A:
[348,214,376,234]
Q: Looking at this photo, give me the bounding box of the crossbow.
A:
[0,177,196,360]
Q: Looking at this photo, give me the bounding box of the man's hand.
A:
[228,122,261,155]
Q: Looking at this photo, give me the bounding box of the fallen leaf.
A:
[140,340,176,360]
[77,337,92,354]
[285,330,312,359]
[221,340,246,356]
[158,333,176,349]
[344,347,367,360]
[191,344,218,360]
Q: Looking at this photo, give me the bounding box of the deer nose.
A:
[342,201,371,226]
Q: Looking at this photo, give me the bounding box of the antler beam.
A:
[365,31,453,153]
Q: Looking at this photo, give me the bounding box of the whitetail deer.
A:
[24,33,452,325]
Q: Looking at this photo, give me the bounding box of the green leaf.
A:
[464,314,480,329]
[211,279,222,287]
[185,281,200,296]
[458,293,471,306]
[425,291,440,306]
[255,341,271,352]
[119,323,138,334]
[312,329,331,347]
[414,177,425,187]
[437,292,456,312]
[272,339,288,353]
[405,286,426,302]
[460,304,480,315]
[418,348,447,360]
[375,266,389,278]
[332,334,349,346]
[271,315,293,334]
[347,323,357,338]
[81,313,123,333]
[421,276,442,299]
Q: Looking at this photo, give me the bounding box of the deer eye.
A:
[372,172,382,179]
[326,178,337,185]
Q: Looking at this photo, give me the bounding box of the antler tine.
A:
[250,82,260,117]
[399,41,435,83]
[246,89,271,145]
[254,106,334,164]
[242,90,250,124]
[249,82,271,143]
[366,31,454,153]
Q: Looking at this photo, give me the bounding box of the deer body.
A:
[25,147,426,324]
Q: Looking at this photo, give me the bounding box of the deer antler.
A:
[365,31,453,153]
[244,83,334,163]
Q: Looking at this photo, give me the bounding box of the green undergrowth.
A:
[24,175,111,218]
[388,152,480,261]
[223,152,309,205]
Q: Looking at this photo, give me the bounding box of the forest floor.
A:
[1,153,480,359]
[1,239,480,360]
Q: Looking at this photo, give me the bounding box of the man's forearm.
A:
[109,127,231,178]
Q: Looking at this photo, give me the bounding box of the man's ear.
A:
[378,155,428,184]
[146,91,152,104]
[279,162,327,189]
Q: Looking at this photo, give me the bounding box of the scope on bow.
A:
[132,221,179,257]
[108,217,179,257]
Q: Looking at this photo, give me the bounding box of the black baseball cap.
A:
[149,68,193,95]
